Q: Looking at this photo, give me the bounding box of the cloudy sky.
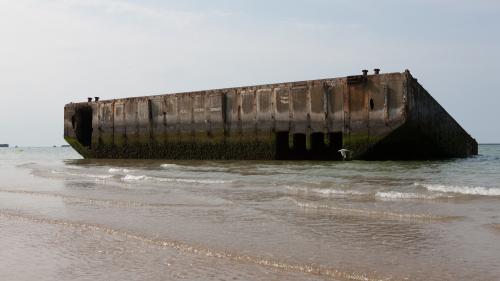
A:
[1,0,499,146]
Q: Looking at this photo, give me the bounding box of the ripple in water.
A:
[0,211,382,281]
[288,198,461,222]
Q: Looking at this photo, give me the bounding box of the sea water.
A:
[0,145,499,280]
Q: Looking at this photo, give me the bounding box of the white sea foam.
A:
[179,178,226,184]
[122,175,147,181]
[122,174,227,184]
[375,191,444,200]
[421,183,500,196]
[156,177,227,184]
[160,164,179,169]
[90,174,114,180]
[108,168,133,173]
[285,186,366,197]
[310,188,366,196]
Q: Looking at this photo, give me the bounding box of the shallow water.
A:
[1,145,500,281]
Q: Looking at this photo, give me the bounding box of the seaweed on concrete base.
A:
[64,137,92,158]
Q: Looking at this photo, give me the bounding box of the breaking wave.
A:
[108,168,133,173]
[160,164,180,169]
[375,191,448,200]
[122,174,147,181]
[122,174,228,184]
[284,186,367,197]
[310,188,366,196]
[419,183,500,196]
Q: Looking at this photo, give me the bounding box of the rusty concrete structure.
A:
[64,70,478,160]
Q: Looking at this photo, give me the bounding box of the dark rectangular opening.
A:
[74,106,93,148]
[310,132,325,160]
[292,133,307,159]
[275,131,289,160]
[328,132,343,160]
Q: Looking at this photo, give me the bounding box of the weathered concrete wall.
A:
[64,70,478,160]
[405,74,477,157]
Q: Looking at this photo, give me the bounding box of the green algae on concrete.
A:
[87,140,276,160]
[64,137,92,159]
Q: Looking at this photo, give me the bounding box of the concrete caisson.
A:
[64,70,478,160]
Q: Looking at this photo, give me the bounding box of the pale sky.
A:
[1,0,499,146]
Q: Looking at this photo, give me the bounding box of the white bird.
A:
[338,149,350,160]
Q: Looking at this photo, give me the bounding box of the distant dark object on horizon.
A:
[0,144,9,148]
[64,69,478,160]
[61,145,71,148]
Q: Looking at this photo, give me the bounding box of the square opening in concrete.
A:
[73,106,93,148]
